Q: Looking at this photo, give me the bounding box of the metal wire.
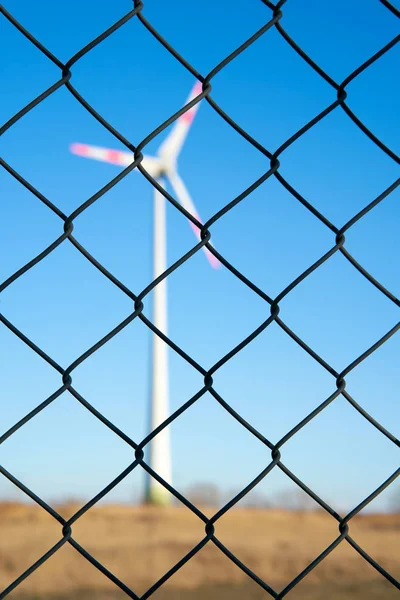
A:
[1,0,399,598]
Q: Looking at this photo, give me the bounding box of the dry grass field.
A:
[0,503,399,599]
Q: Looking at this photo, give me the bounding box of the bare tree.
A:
[272,488,317,512]
[185,482,220,507]
[388,485,400,514]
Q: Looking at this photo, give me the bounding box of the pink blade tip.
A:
[70,142,89,157]
[205,248,221,269]
[192,81,203,96]
[180,81,204,125]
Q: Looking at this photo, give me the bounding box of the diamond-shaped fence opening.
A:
[278,251,399,368]
[1,1,399,599]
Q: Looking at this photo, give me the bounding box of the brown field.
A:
[0,503,399,599]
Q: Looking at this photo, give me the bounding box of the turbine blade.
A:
[69,142,161,176]
[167,170,220,269]
[70,142,133,166]
[157,81,203,163]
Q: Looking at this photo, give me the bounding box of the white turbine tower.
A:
[70,82,219,505]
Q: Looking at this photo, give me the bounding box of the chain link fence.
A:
[1,0,399,598]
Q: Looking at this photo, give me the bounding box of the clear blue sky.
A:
[1,0,399,514]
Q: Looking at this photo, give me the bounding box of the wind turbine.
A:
[70,82,219,505]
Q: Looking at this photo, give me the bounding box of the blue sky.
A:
[1,0,399,515]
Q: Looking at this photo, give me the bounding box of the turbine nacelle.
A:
[158,157,177,179]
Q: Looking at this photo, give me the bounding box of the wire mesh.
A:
[1,0,399,598]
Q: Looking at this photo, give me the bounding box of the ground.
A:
[0,503,399,599]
